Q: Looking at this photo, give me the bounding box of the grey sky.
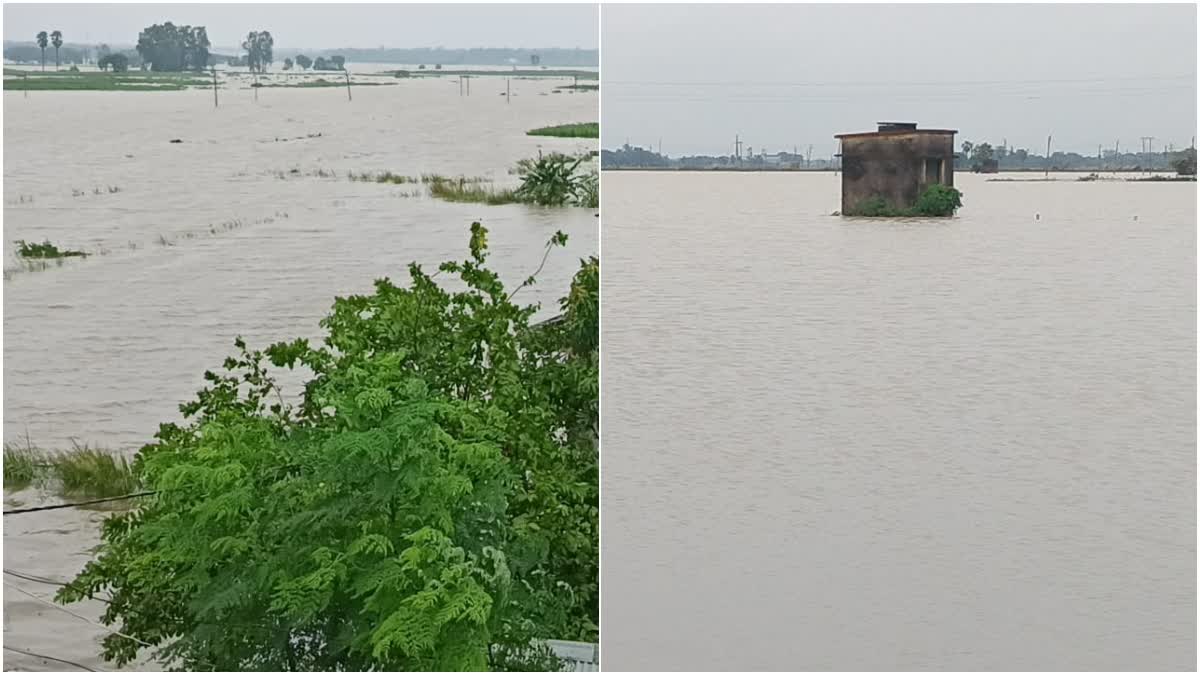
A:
[602,4,1197,156]
[3,3,598,50]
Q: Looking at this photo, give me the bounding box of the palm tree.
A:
[50,30,63,70]
[36,31,48,71]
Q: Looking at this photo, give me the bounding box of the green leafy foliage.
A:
[912,184,963,216]
[846,184,962,217]
[514,153,598,207]
[15,239,88,259]
[4,444,38,490]
[58,223,598,671]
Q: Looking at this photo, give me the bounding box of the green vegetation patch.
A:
[4,445,39,490]
[427,177,521,205]
[15,239,88,259]
[514,153,599,207]
[527,123,599,139]
[56,224,598,670]
[845,184,963,217]
[52,446,138,498]
[3,443,138,498]
[4,71,210,91]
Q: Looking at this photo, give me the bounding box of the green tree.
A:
[59,224,598,670]
[50,30,63,70]
[1171,147,1197,176]
[331,55,346,70]
[295,54,312,70]
[960,140,973,159]
[970,142,994,163]
[36,31,48,71]
[282,57,293,70]
[136,23,209,71]
[98,53,129,73]
[243,30,274,72]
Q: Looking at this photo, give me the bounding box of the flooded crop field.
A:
[4,74,597,671]
[602,171,1196,670]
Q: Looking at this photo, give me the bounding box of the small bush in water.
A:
[15,239,88,259]
[846,185,962,217]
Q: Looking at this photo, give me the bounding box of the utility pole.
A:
[345,71,352,102]
[807,144,813,169]
[1115,140,1120,173]
[211,66,218,107]
[1098,144,1102,170]
[1045,135,1052,177]
[734,134,742,162]
[1140,136,1154,174]
[459,77,463,96]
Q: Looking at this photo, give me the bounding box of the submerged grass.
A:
[2,443,139,498]
[53,446,138,498]
[427,177,520,205]
[3,445,39,491]
[527,122,599,139]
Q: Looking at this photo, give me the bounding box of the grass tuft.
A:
[4,445,39,490]
[427,177,520,205]
[53,445,138,498]
[3,443,139,499]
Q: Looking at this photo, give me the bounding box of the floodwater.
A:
[601,171,1195,670]
[3,76,596,671]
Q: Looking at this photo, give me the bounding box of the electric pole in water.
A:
[1045,135,1052,177]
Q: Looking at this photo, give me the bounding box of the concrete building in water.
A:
[834,122,957,213]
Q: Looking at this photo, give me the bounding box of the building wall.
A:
[839,132,955,212]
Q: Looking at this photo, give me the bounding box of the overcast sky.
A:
[3,3,598,50]
[603,4,1197,157]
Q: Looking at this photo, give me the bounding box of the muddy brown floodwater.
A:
[601,171,1195,671]
[4,73,597,671]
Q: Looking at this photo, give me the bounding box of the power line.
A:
[3,645,101,672]
[4,568,70,588]
[3,582,153,648]
[3,491,156,516]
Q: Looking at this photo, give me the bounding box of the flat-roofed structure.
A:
[835,122,957,213]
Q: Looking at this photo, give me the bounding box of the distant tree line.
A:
[271,46,597,66]
[603,141,1197,174]
[960,139,1196,173]
[601,144,837,170]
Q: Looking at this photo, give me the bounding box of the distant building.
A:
[834,122,957,213]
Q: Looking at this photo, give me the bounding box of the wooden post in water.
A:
[211,66,218,107]
[23,72,28,98]
[253,71,259,102]
[344,71,352,102]
[506,77,510,103]
[466,75,470,96]
[458,77,463,96]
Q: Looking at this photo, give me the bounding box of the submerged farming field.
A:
[4,72,598,670]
